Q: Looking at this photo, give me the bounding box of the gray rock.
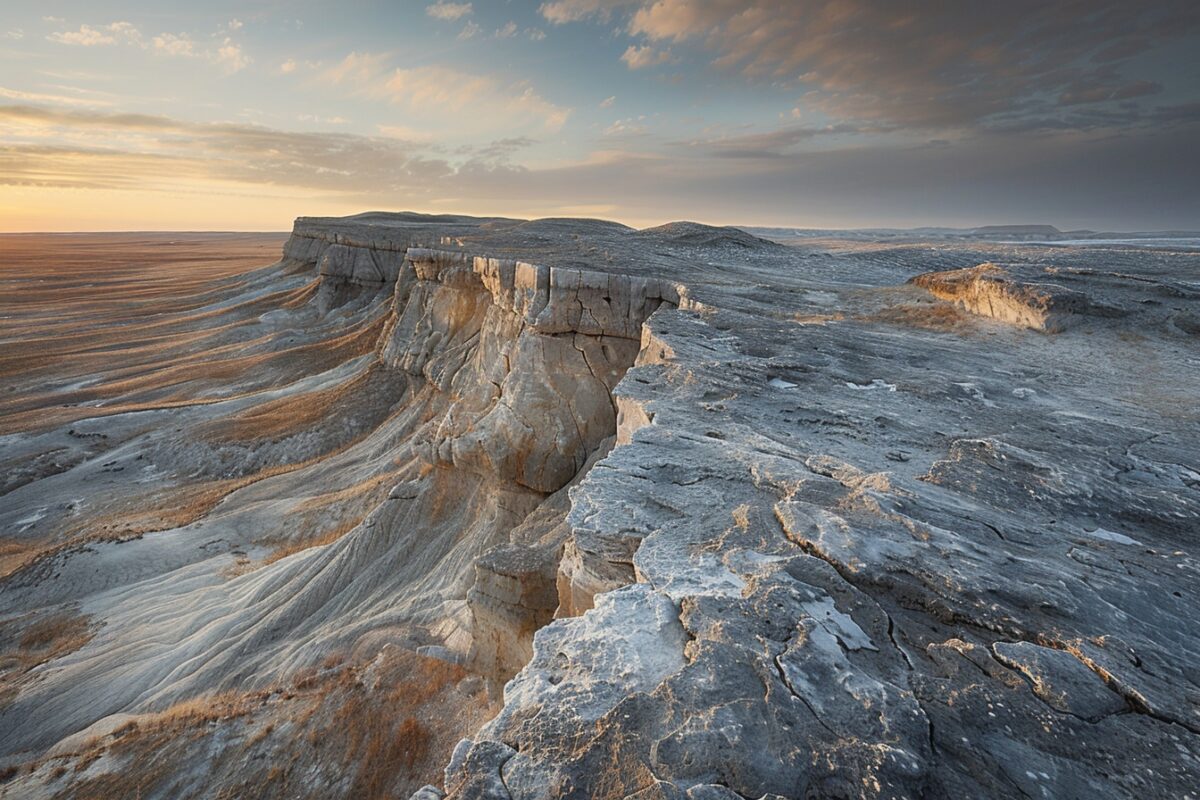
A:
[993,641,1127,721]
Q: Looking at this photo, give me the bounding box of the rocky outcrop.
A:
[465,542,560,692]
[381,247,657,494]
[910,262,1100,331]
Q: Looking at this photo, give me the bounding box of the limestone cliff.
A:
[1,215,1198,800]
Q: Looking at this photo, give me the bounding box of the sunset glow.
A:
[2,2,1199,230]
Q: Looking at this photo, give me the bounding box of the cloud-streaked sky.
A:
[2,1,1198,231]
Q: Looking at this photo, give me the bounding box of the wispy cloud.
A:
[152,33,195,57]
[673,122,893,159]
[320,53,571,132]
[0,87,114,108]
[298,114,349,125]
[47,22,141,47]
[47,19,252,74]
[620,44,670,69]
[603,115,649,136]
[539,0,635,25]
[426,2,473,21]
[215,38,250,73]
[0,104,453,194]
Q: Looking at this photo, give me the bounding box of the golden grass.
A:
[0,612,95,708]
[865,300,972,333]
[0,309,389,437]
[3,453,337,581]
[223,471,398,575]
[35,648,494,800]
[0,539,41,580]
[204,363,379,445]
[295,473,396,514]
[17,615,90,652]
[259,516,363,567]
[792,312,845,325]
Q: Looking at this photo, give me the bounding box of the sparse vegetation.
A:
[21,647,493,800]
[866,300,972,332]
[0,611,95,707]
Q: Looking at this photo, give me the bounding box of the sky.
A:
[1,1,1198,232]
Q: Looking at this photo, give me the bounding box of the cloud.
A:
[150,32,250,73]
[600,95,615,108]
[620,43,670,69]
[376,123,437,143]
[539,0,636,24]
[4,29,24,41]
[0,87,114,108]
[457,21,482,40]
[540,1,1200,132]
[3,99,1199,229]
[216,38,250,73]
[47,22,141,47]
[1059,78,1162,106]
[321,51,392,85]
[47,21,252,75]
[320,53,571,132]
[492,22,543,40]
[298,114,349,125]
[227,19,243,31]
[463,136,538,164]
[426,2,473,21]
[279,59,298,75]
[604,115,648,136]
[630,1,1200,129]
[0,104,455,195]
[153,33,195,57]
[674,122,892,158]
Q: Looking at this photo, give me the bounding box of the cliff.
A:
[1,215,1198,799]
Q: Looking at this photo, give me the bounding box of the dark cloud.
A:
[453,136,539,164]
[1058,76,1162,107]
[551,1,1200,131]
[670,122,896,158]
[495,124,1200,230]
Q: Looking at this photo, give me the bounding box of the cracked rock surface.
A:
[419,219,1200,798]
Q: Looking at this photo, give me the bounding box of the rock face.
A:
[910,262,1101,331]
[1,215,1198,799]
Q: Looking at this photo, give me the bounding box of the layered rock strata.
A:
[910,262,1124,331]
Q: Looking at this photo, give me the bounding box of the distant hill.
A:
[740,224,1200,245]
[971,224,1062,236]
